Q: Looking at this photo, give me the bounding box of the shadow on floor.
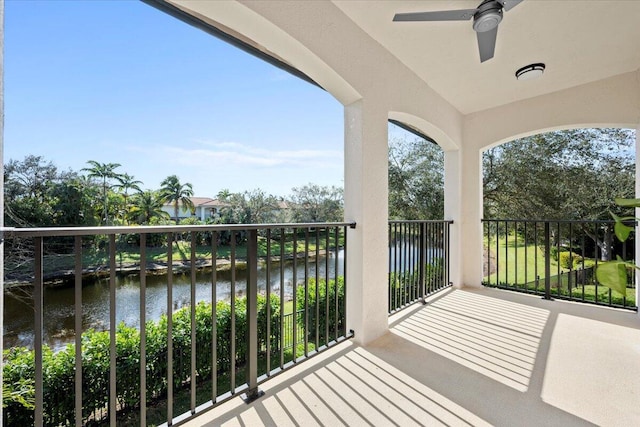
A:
[184,288,640,427]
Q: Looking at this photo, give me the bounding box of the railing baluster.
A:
[325,227,330,345]
[74,236,82,427]
[514,221,518,288]
[446,221,451,289]
[622,236,628,308]
[167,232,174,424]
[304,229,309,356]
[230,231,236,393]
[505,221,509,288]
[266,229,271,375]
[419,223,426,303]
[34,237,44,427]
[544,222,551,299]
[211,231,218,402]
[413,223,418,301]
[140,233,147,426]
[594,223,599,304]
[388,223,392,311]
[334,227,339,342]
[190,232,197,413]
[524,222,528,291]
[556,222,561,297]
[244,229,262,401]
[292,228,298,361]
[496,221,500,286]
[343,225,349,336]
[109,234,117,427]
[532,222,538,292]
[568,222,573,297]
[279,228,285,369]
[485,221,491,286]
[315,227,320,348]
[403,222,408,307]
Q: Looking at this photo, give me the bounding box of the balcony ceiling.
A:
[333,0,640,114]
[164,0,640,139]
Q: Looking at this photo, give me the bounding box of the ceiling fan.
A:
[393,0,524,62]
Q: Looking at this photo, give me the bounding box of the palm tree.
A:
[129,190,170,224]
[81,160,122,225]
[114,173,143,223]
[159,175,195,221]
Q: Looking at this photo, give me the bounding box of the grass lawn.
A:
[484,233,564,285]
[484,233,636,307]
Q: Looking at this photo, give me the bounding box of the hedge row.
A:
[3,295,281,426]
[295,277,346,345]
[4,276,349,427]
[389,258,445,310]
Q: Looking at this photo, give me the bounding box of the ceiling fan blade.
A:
[498,0,524,12]
[393,9,477,22]
[477,26,498,62]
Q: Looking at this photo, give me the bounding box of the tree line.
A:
[4,128,635,229]
[3,157,344,228]
[388,127,635,221]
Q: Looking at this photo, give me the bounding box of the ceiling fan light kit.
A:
[393,0,524,63]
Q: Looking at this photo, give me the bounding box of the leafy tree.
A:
[50,176,100,226]
[3,155,84,227]
[217,188,232,200]
[218,189,281,224]
[81,160,122,225]
[483,128,635,260]
[128,190,170,225]
[159,175,194,221]
[388,136,444,220]
[114,173,143,220]
[289,183,343,222]
[4,155,58,203]
[483,128,635,220]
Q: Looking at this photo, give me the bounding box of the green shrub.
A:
[550,246,568,262]
[389,258,445,311]
[559,251,582,269]
[295,277,345,346]
[3,294,281,426]
[3,347,36,426]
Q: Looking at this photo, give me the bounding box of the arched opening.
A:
[3,2,353,425]
[481,127,637,309]
[388,120,444,220]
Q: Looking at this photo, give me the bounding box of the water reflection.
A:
[4,250,344,350]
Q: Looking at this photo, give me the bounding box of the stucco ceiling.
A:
[333,0,640,115]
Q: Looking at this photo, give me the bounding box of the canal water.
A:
[4,250,345,351]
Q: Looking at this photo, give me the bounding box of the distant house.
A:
[161,197,229,221]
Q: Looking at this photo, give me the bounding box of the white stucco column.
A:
[344,99,389,345]
[444,145,484,288]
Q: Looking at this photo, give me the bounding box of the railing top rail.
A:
[2,222,356,238]
[389,220,454,224]
[481,218,635,225]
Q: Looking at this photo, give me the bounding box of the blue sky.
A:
[4,0,352,197]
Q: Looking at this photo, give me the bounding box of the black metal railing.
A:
[2,222,353,427]
[388,220,452,314]
[482,219,637,311]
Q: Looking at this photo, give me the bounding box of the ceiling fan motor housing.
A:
[473,0,503,32]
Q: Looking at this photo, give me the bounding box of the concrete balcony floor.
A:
[183,288,640,426]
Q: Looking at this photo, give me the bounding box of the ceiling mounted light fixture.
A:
[515,63,545,80]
